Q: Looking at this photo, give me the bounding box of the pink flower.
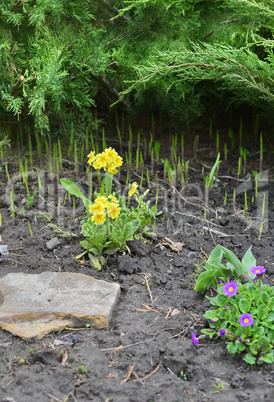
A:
[192,333,199,346]
[222,281,239,297]
[239,313,254,327]
[250,265,266,275]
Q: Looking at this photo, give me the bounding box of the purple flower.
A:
[192,333,199,346]
[239,313,254,327]
[220,329,226,337]
[238,337,242,342]
[222,281,239,297]
[218,280,222,284]
[253,276,258,281]
[223,305,227,309]
[250,265,266,275]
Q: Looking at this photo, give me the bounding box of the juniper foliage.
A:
[1,1,274,133]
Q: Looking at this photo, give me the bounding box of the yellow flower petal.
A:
[91,210,106,225]
[87,151,96,165]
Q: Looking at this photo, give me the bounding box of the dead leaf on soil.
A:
[160,237,184,254]
[171,308,181,316]
[61,349,69,366]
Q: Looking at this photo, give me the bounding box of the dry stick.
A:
[48,395,62,402]
[140,362,161,381]
[143,273,157,305]
[207,222,217,246]
[121,364,135,384]
[169,323,192,339]
[202,226,236,237]
[172,186,215,212]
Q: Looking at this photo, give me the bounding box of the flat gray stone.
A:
[0,272,120,339]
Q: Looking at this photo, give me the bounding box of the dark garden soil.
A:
[0,137,273,402]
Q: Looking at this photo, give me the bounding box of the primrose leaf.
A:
[122,219,141,241]
[239,298,251,314]
[60,178,85,199]
[261,352,274,364]
[219,246,242,278]
[194,269,218,294]
[200,329,217,339]
[243,353,256,365]
[204,310,219,320]
[258,305,269,320]
[268,297,274,311]
[241,246,256,275]
[227,343,238,354]
[207,245,223,265]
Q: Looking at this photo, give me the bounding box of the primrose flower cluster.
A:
[89,195,121,225]
[195,265,274,364]
[87,147,123,174]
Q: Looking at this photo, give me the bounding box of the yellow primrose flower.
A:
[107,203,121,219]
[95,196,108,206]
[128,182,138,197]
[113,155,123,168]
[87,151,96,165]
[108,165,118,174]
[89,201,105,213]
[105,147,118,160]
[91,210,106,225]
[95,152,108,169]
[108,195,118,203]
[93,159,102,170]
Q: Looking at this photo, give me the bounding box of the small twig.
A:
[142,273,157,305]
[121,364,135,384]
[140,362,161,381]
[48,395,62,402]
[169,323,192,339]
[172,186,214,212]
[101,339,153,352]
[207,222,217,246]
[202,226,235,237]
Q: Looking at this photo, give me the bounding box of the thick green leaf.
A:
[194,269,218,294]
[61,178,91,209]
[80,240,100,255]
[261,352,274,364]
[227,343,238,354]
[241,246,256,275]
[60,178,85,199]
[243,353,256,365]
[204,310,219,320]
[122,219,141,241]
[258,305,269,320]
[103,246,120,255]
[219,246,242,278]
[88,254,102,270]
[239,298,251,314]
[207,245,223,265]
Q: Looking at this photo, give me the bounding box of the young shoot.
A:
[258,193,266,241]
[154,141,160,162]
[203,153,221,204]
[224,142,227,164]
[224,191,227,207]
[28,221,33,237]
[243,189,248,215]
[216,130,219,155]
[10,186,15,224]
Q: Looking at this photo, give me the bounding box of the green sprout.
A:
[76,365,88,376]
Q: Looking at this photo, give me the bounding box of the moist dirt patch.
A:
[0,148,273,402]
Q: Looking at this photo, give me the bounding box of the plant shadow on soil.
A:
[0,144,273,402]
